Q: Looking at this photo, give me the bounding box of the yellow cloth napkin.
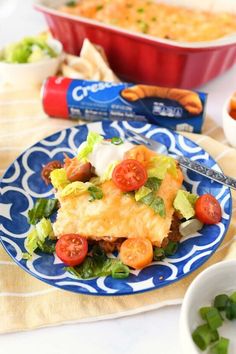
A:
[0,85,235,334]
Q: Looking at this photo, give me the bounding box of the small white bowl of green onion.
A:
[0,34,63,87]
[179,259,236,354]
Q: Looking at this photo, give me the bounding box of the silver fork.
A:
[125,129,236,190]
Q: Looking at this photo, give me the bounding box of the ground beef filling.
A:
[91,213,182,254]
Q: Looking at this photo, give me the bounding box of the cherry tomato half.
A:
[195,194,222,225]
[112,159,148,192]
[55,234,88,266]
[41,160,63,185]
[64,155,92,182]
[120,238,153,269]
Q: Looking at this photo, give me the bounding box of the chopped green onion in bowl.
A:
[0,35,59,64]
[210,337,229,354]
[0,35,63,86]
[192,324,219,351]
[191,290,236,353]
[180,260,236,354]
[214,294,229,311]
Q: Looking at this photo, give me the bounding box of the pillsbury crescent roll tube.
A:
[42,77,207,133]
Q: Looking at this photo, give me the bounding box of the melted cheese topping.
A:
[53,167,183,246]
[59,0,236,42]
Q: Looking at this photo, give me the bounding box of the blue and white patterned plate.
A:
[0,121,232,296]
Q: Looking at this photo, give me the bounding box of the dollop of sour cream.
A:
[88,140,134,177]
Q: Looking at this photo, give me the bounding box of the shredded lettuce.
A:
[61,181,93,197]
[50,168,69,190]
[147,155,177,179]
[140,192,166,217]
[100,160,120,182]
[174,190,198,220]
[37,239,56,254]
[24,229,38,256]
[28,198,58,225]
[24,218,55,258]
[144,177,162,191]
[185,191,198,206]
[77,131,103,161]
[132,177,165,216]
[135,186,152,201]
[35,217,54,242]
[65,245,130,279]
[150,196,166,217]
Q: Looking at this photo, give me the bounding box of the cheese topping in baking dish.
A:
[59,0,236,42]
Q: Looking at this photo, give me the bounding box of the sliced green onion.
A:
[210,329,220,343]
[214,294,229,311]
[88,185,103,202]
[111,262,130,279]
[111,137,123,145]
[164,241,178,256]
[96,4,103,11]
[225,300,236,320]
[229,291,236,303]
[192,324,217,351]
[139,21,149,34]
[205,307,223,330]
[66,0,77,6]
[137,7,144,13]
[199,307,212,320]
[210,337,229,354]
[153,247,165,261]
[229,301,236,319]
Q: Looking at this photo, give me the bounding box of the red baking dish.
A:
[34,0,236,89]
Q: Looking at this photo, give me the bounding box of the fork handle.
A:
[177,156,236,190]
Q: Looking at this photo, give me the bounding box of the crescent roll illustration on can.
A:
[121,85,203,116]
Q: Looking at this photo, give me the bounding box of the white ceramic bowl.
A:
[0,38,63,87]
[179,259,236,354]
[223,96,236,148]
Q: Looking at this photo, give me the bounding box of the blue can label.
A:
[66,79,207,133]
